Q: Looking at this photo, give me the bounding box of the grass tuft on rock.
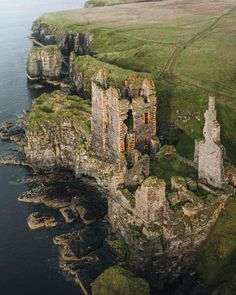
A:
[27,91,91,134]
[92,265,150,295]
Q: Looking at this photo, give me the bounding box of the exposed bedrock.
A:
[31,21,93,56]
[27,45,63,80]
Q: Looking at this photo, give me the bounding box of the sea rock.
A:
[0,125,25,141]
[27,212,57,230]
[53,231,80,247]
[72,195,106,225]
[60,247,117,295]
[19,193,70,209]
[60,207,76,224]
[54,226,107,261]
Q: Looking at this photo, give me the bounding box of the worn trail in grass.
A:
[165,5,236,99]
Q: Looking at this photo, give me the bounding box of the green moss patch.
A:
[27,91,91,134]
[92,265,150,295]
[108,238,129,259]
[119,188,135,208]
[150,147,197,188]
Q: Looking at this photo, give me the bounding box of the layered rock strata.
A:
[27,45,63,80]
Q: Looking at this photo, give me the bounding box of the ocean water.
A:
[0,1,85,294]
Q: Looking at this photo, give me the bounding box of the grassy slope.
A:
[150,146,197,187]
[36,0,236,163]
[197,198,236,291]
[91,265,150,295]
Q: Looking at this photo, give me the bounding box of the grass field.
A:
[36,0,236,163]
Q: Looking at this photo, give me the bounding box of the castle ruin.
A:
[91,70,158,164]
[194,96,225,188]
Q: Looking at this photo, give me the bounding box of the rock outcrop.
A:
[27,45,62,80]
[27,212,57,230]
[31,21,93,56]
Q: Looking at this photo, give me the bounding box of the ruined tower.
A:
[194,96,225,188]
[91,70,158,163]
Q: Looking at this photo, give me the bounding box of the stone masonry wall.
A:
[91,70,158,163]
[194,96,225,188]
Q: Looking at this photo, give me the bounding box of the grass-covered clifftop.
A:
[33,0,236,163]
[27,91,91,134]
[74,55,151,94]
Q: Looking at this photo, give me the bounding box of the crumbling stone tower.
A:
[194,96,225,188]
[91,70,158,163]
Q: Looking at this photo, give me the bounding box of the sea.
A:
[0,1,86,294]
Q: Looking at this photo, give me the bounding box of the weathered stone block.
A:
[135,176,167,224]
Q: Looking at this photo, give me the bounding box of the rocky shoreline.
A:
[16,171,127,295]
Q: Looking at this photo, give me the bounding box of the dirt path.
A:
[162,5,236,99]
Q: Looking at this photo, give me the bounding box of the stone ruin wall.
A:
[91,70,158,164]
[194,96,225,188]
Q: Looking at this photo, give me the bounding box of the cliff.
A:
[27,45,62,80]
[69,54,150,98]
[24,91,112,186]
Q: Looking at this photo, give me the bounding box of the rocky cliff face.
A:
[27,45,62,80]
[31,21,93,57]
[24,91,113,186]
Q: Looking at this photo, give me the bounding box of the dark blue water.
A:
[0,1,85,294]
